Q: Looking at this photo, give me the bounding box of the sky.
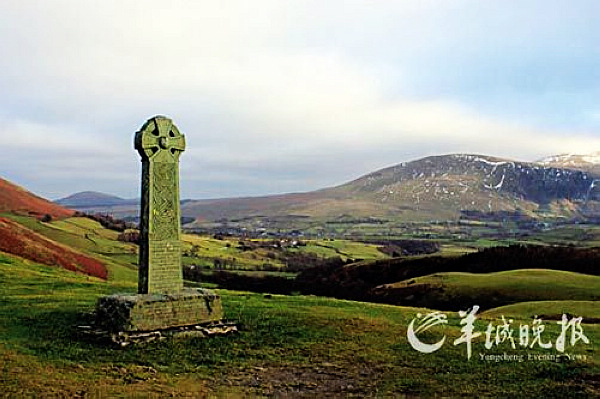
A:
[1,1,599,200]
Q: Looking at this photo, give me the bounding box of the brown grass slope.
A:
[0,176,105,279]
[0,177,74,219]
[0,216,107,279]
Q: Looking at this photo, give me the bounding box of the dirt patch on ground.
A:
[214,362,400,397]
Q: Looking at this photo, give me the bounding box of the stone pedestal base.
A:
[95,288,223,332]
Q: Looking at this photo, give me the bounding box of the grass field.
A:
[0,251,598,396]
[527,225,600,247]
[2,214,139,283]
[182,234,283,269]
[181,233,388,272]
[482,300,600,321]
[289,239,388,260]
[1,214,599,395]
[381,269,600,311]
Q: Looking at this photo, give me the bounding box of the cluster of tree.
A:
[284,252,346,272]
[297,244,600,301]
[186,251,346,274]
[184,268,300,295]
[80,212,136,232]
[210,257,279,271]
[365,239,440,257]
[183,255,349,295]
[117,230,140,243]
[325,216,387,225]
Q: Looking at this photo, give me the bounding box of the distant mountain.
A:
[333,153,600,210]
[0,177,74,219]
[55,191,137,208]
[181,153,600,223]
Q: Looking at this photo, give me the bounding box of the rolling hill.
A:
[4,252,596,397]
[293,244,600,309]
[0,216,107,279]
[0,177,74,219]
[55,191,136,208]
[0,177,108,279]
[372,269,600,311]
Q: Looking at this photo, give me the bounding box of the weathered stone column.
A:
[134,116,186,294]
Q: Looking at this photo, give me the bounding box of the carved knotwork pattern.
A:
[140,165,150,235]
[151,162,178,240]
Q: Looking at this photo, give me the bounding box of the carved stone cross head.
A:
[135,116,186,162]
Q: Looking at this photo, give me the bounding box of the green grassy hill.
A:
[482,300,600,321]
[0,251,598,397]
[181,234,386,269]
[374,269,600,311]
[0,211,598,395]
[3,214,139,283]
[0,216,108,279]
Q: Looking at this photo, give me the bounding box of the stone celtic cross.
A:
[134,116,186,294]
[93,117,225,337]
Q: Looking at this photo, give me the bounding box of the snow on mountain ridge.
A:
[538,152,600,166]
[582,153,600,164]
